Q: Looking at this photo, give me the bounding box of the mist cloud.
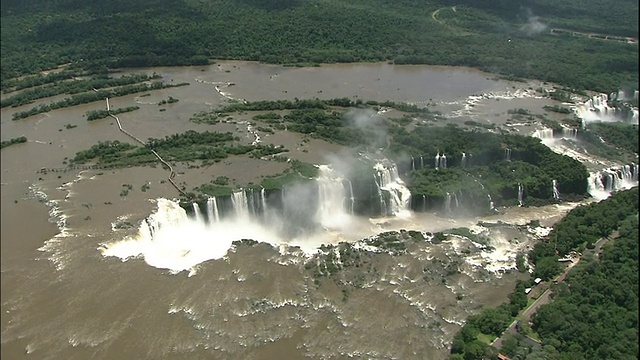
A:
[520,9,546,37]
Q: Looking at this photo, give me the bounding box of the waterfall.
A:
[505,148,511,161]
[316,165,351,228]
[517,183,523,207]
[561,126,578,139]
[411,156,415,171]
[488,194,494,211]
[346,179,355,215]
[574,93,639,125]
[260,188,267,216]
[232,190,250,219]
[192,203,203,222]
[373,174,387,215]
[207,197,220,224]
[422,194,426,212]
[434,153,441,169]
[461,152,467,168]
[374,161,412,217]
[453,192,459,209]
[532,128,554,140]
[420,156,424,169]
[552,180,560,200]
[444,192,451,214]
[441,154,447,168]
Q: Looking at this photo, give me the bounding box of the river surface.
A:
[0,61,622,360]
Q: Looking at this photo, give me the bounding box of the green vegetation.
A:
[391,123,589,210]
[71,130,288,167]
[451,188,639,360]
[12,81,188,120]
[530,214,638,360]
[1,73,159,108]
[86,106,140,121]
[529,188,639,280]
[1,0,637,92]
[581,122,639,157]
[543,105,572,114]
[158,96,178,105]
[0,136,27,149]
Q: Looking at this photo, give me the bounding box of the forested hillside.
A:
[1,0,638,92]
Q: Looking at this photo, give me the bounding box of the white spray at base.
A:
[100,165,376,273]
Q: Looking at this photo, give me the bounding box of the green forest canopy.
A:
[1,0,638,92]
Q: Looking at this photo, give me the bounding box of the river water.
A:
[0,61,626,360]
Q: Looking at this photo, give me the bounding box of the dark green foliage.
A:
[0,135,27,149]
[531,211,639,360]
[1,74,158,108]
[71,130,287,167]
[583,122,639,156]
[391,124,589,209]
[12,82,187,120]
[543,105,572,114]
[86,106,139,121]
[1,0,637,92]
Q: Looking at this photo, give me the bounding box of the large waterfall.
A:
[373,161,412,217]
[574,93,639,125]
[316,165,353,229]
[588,164,639,199]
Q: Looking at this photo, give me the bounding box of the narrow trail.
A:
[104,97,188,197]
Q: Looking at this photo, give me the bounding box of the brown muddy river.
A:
[0,61,620,360]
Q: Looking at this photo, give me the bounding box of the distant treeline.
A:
[1,0,637,92]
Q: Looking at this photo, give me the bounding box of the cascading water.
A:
[260,188,267,217]
[411,156,415,171]
[420,156,424,169]
[532,128,554,141]
[373,161,412,218]
[517,183,523,207]
[192,203,203,222]
[453,192,459,209]
[422,194,426,212]
[504,148,511,161]
[444,192,451,214]
[346,180,355,215]
[232,190,250,219]
[461,152,467,168]
[207,197,220,224]
[316,165,352,229]
[561,126,578,139]
[552,180,560,200]
[574,93,639,125]
[441,154,447,169]
[434,153,441,169]
[518,184,524,206]
[488,194,494,211]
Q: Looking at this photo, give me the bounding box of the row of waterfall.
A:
[186,162,639,228]
[588,164,639,197]
[411,152,476,171]
[532,126,579,141]
[574,93,639,125]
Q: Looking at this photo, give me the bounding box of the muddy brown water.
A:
[1,61,591,360]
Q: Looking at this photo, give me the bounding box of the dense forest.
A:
[450,187,639,360]
[1,0,638,92]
